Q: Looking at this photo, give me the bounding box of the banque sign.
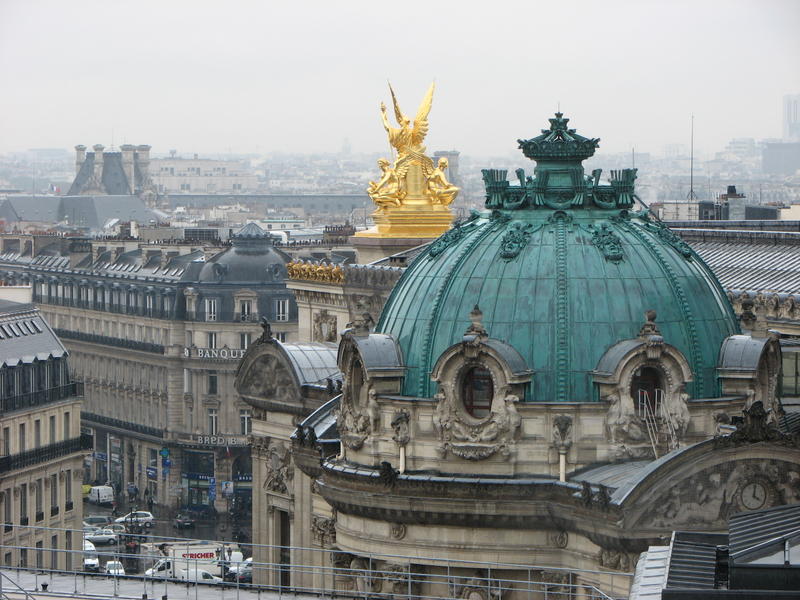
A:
[184,347,246,360]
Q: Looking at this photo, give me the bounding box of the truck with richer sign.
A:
[144,542,243,580]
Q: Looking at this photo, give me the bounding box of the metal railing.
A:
[0,524,628,600]
[0,434,92,473]
[0,382,83,413]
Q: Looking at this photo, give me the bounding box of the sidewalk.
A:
[0,569,308,600]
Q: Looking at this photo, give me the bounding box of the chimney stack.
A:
[137,144,151,185]
[75,145,87,176]
[120,144,136,194]
[92,144,105,187]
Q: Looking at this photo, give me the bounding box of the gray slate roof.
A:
[0,195,158,231]
[0,299,66,366]
[728,503,800,559]
[281,343,339,386]
[683,232,800,294]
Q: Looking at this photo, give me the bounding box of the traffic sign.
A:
[159,447,170,458]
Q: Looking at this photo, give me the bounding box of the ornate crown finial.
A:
[518,112,600,162]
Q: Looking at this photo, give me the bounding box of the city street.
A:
[82,501,252,572]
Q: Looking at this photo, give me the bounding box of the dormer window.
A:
[462,366,493,419]
[631,366,664,418]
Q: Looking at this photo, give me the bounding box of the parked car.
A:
[173,513,196,529]
[104,560,126,576]
[224,557,252,581]
[84,528,119,545]
[114,511,154,527]
[236,564,252,584]
[106,523,127,534]
[84,515,112,528]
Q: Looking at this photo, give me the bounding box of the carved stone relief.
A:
[239,353,296,405]
[311,515,336,547]
[391,410,410,447]
[434,391,521,460]
[390,523,407,540]
[552,415,572,451]
[312,310,338,343]
[598,549,634,572]
[636,457,800,529]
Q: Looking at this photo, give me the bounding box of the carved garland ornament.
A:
[498,222,535,260]
[590,223,624,263]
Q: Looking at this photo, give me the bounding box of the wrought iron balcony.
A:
[0,382,83,414]
[0,434,92,474]
[81,412,165,439]
[53,329,165,354]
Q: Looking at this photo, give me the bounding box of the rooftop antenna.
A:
[686,114,698,200]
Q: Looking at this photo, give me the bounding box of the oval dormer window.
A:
[462,366,493,419]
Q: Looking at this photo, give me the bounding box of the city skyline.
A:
[1,0,798,157]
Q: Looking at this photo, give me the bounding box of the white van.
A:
[83,540,100,572]
[88,485,114,506]
[178,567,222,584]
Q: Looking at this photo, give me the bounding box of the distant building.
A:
[762,142,800,176]
[0,292,89,571]
[0,195,160,233]
[69,144,154,198]
[150,155,258,194]
[783,94,800,141]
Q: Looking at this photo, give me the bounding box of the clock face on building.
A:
[739,480,770,511]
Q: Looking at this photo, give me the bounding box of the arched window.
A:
[462,367,494,419]
[350,359,364,405]
[631,366,663,417]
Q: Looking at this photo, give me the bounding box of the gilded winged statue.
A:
[366,82,458,215]
[379,83,436,190]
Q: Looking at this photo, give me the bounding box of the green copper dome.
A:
[376,113,740,401]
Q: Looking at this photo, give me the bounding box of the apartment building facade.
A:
[0,295,88,571]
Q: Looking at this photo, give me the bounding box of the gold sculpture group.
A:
[367,83,459,210]
[287,260,345,284]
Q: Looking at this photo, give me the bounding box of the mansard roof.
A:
[0,299,67,366]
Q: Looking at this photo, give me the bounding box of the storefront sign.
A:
[184,347,246,360]
[146,466,157,480]
[94,452,107,461]
[221,481,234,496]
[193,435,248,446]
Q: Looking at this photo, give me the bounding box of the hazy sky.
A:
[1,0,798,158]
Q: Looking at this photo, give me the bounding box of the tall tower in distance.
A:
[783,94,800,141]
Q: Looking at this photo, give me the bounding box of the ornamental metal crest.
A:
[645,221,693,259]
[591,223,624,263]
[499,222,535,260]
[428,221,471,258]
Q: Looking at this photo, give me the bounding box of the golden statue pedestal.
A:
[353,84,459,264]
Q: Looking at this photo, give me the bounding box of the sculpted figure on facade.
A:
[264,442,293,495]
[368,159,403,209]
[426,157,459,206]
